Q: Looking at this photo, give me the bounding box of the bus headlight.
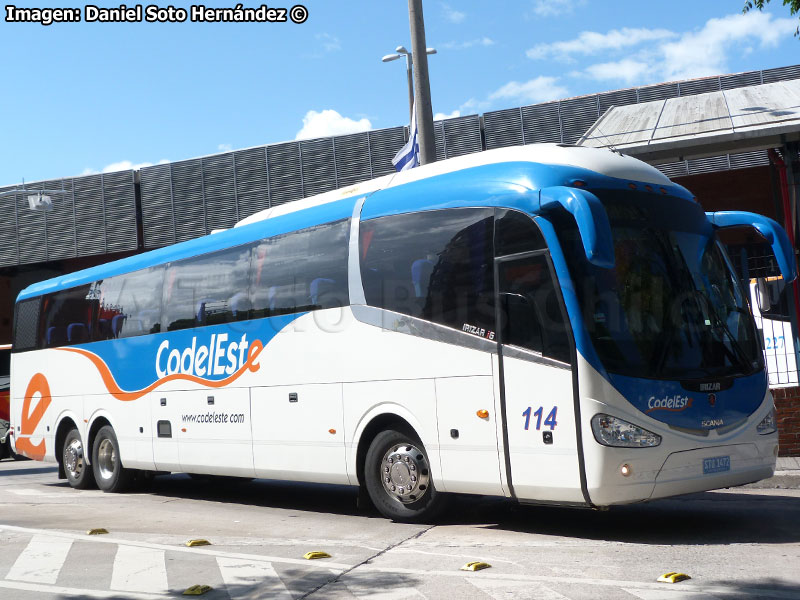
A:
[591,413,661,448]
[757,408,777,435]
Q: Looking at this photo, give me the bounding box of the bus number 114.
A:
[522,406,558,431]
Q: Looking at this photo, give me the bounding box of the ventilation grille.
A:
[483,108,524,150]
[300,138,338,198]
[140,163,174,249]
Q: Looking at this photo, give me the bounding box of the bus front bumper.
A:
[648,442,776,501]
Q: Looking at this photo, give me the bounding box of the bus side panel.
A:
[434,375,504,495]
[252,383,346,484]
[171,387,254,477]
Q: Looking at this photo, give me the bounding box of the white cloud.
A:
[660,12,796,80]
[441,37,495,50]
[584,59,650,85]
[531,0,579,17]
[434,110,461,120]
[441,3,465,23]
[527,27,676,61]
[295,109,372,140]
[316,33,341,53]
[218,143,233,153]
[81,159,169,176]
[489,76,569,104]
[570,11,797,86]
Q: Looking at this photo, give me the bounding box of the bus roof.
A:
[18,144,678,302]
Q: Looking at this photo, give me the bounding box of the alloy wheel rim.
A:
[380,443,430,504]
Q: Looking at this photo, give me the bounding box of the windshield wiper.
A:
[692,289,755,375]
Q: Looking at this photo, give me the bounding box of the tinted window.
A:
[39,284,97,348]
[251,220,349,318]
[92,266,164,340]
[163,244,252,332]
[495,209,546,256]
[498,254,571,363]
[360,209,494,335]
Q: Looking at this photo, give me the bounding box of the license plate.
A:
[703,455,731,474]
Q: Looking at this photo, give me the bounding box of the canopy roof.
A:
[578,79,800,164]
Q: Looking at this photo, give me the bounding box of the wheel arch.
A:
[54,413,81,479]
[86,412,115,465]
[354,409,433,489]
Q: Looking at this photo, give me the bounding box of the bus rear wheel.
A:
[63,429,95,489]
[364,429,446,523]
[92,426,134,493]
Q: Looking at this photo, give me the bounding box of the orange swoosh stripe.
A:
[58,340,264,401]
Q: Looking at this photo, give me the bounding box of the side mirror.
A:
[538,186,615,269]
[754,276,791,321]
[756,278,773,312]
[707,211,798,283]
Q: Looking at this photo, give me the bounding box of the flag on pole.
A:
[392,101,420,172]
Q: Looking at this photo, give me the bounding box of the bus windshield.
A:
[556,190,763,380]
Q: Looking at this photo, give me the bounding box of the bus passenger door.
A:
[496,252,584,504]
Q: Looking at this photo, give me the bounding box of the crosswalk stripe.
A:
[0,579,168,600]
[110,545,168,594]
[0,524,352,570]
[217,557,293,600]
[5,534,73,584]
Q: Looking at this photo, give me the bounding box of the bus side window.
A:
[360,208,494,335]
[93,266,164,340]
[162,244,252,331]
[250,220,349,318]
[37,284,96,349]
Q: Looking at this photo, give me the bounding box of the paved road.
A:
[1,458,799,599]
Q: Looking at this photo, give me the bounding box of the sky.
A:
[1,0,798,186]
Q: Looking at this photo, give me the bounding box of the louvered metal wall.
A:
[0,171,137,267]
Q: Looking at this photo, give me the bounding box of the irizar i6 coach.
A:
[10,144,796,522]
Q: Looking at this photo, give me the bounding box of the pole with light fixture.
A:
[381,45,436,125]
[407,0,436,165]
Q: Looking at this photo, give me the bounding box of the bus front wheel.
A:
[364,429,446,523]
[63,429,95,489]
[92,426,134,493]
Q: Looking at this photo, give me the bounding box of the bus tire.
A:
[364,429,446,523]
[92,426,134,493]
[63,428,95,489]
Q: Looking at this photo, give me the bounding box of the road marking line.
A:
[5,534,72,584]
[468,578,569,599]
[0,578,168,599]
[110,545,168,594]
[217,557,293,600]
[354,566,800,599]
[623,589,717,599]
[0,525,352,570]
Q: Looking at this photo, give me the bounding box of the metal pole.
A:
[405,54,414,125]
[408,0,436,165]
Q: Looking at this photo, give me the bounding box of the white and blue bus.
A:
[9,144,796,521]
